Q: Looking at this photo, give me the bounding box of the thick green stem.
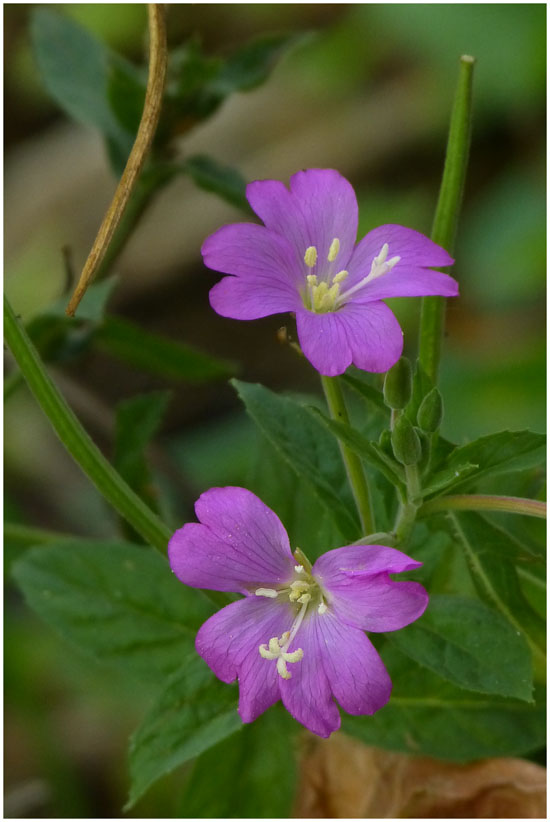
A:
[321,375,374,535]
[419,55,475,383]
[4,295,171,554]
[420,494,546,520]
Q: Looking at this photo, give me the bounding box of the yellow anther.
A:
[304,246,318,268]
[298,592,311,605]
[327,237,340,262]
[289,580,311,601]
[294,564,304,573]
[318,601,328,615]
[333,269,349,284]
[306,274,318,287]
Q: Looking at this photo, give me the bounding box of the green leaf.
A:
[167,32,302,123]
[114,391,171,507]
[447,512,546,676]
[107,54,146,137]
[340,367,387,412]
[183,155,249,210]
[343,646,545,761]
[179,705,298,818]
[31,9,133,164]
[126,656,241,809]
[232,380,359,540]
[310,407,406,492]
[214,32,302,93]
[94,316,236,382]
[422,461,478,497]
[12,541,213,680]
[46,277,119,324]
[444,430,546,490]
[388,594,533,701]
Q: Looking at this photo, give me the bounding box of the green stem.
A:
[420,494,546,520]
[321,375,374,534]
[4,294,171,554]
[419,55,475,383]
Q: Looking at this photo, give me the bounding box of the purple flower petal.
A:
[295,301,404,376]
[314,611,393,715]
[314,544,428,632]
[349,224,454,274]
[351,265,459,302]
[168,487,295,593]
[209,274,299,320]
[196,596,294,722]
[202,223,303,289]
[279,613,341,737]
[246,169,358,271]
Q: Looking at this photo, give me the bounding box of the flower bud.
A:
[417,387,444,433]
[383,357,412,410]
[391,415,422,465]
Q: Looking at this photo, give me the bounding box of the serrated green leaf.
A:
[11,541,213,679]
[388,594,533,700]
[179,705,298,818]
[95,316,236,382]
[447,512,546,676]
[310,407,406,491]
[343,646,545,761]
[183,155,249,210]
[31,9,133,164]
[446,430,546,489]
[114,391,171,508]
[232,380,359,540]
[126,656,241,809]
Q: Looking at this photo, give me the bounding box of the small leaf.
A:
[232,380,359,540]
[12,541,213,679]
[422,461,478,497]
[343,647,546,762]
[310,407,406,491]
[126,656,242,809]
[46,277,119,323]
[114,390,171,505]
[340,370,388,413]
[183,155,249,210]
[388,594,533,701]
[214,32,302,93]
[94,316,236,382]
[179,706,298,818]
[107,54,146,137]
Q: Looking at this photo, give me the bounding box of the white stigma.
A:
[255,587,278,598]
[304,246,318,268]
[327,237,340,262]
[336,242,401,306]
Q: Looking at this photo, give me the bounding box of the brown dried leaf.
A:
[295,733,546,818]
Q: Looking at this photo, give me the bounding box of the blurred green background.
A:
[5,3,545,817]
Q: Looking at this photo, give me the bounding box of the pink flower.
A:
[202,168,458,376]
[168,487,428,737]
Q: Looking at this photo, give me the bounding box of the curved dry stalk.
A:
[66,3,167,316]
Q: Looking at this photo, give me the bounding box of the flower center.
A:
[255,549,327,679]
[302,240,401,313]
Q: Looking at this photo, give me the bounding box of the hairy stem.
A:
[420,494,546,520]
[321,375,375,535]
[419,55,475,382]
[66,4,168,316]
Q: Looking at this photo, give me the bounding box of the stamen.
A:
[294,564,304,573]
[306,274,318,287]
[333,269,349,283]
[297,592,311,604]
[336,243,401,306]
[327,237,340,262]
[318,601,328,615]
[304,246,318,268]
[255,587,278,598]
